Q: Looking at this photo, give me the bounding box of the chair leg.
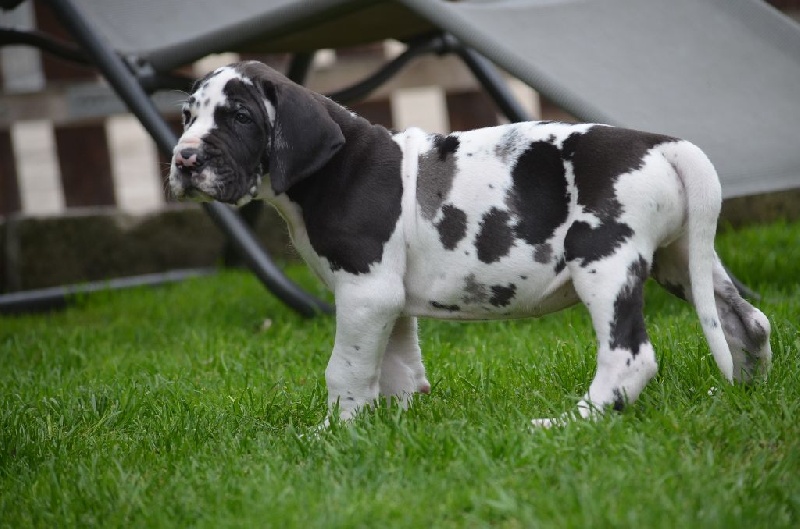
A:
[286,51,315,85]
[455,45,533,123]
[43,0,331,316]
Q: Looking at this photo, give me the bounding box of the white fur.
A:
[171,69,773,428]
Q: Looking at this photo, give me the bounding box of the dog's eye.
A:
[234,110,253,125]
[182,109,191,126]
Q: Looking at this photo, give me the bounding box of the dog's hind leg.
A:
[533,249,659,427]
[653,244,772,382]
[379,316,431,407]
[711,261,772,381]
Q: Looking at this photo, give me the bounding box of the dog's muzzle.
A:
[171,146,212,201]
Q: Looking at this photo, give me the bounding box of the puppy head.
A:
[169,61,345,205]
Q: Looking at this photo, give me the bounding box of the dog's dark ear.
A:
[266,81,345,195]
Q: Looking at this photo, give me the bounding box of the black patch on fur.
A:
[474,207,514,263]
[554,257,566,274]
[507,141,570,246]
[561,126,675,221]
[564,220,635,266]
[463,274,488,304]
[433,134,460,160]
[495,128,522,163]
[436,204,468,250]
[562,126,676,266]
[285,102,403,275]
[417,134,459,220]
[609,255,650,356]
[490,284,517,307]
[534,244,553,264]
[612,389,626,412]
[430,301,460,312]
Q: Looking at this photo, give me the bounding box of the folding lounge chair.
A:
[2,0,798,314]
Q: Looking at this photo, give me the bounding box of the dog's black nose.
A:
[175,147,203,171]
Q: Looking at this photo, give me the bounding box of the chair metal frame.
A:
[0,0,535,315]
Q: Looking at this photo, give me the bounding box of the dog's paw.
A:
[318,416,332,431]
[312,413,350,435]
[417,378,431,394]
[530,416,564,429]
[531,404,600,429]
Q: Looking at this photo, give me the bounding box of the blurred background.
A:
[1,0,798,295]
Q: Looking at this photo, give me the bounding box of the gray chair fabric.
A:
[406,0,800,199]
[72,0,800,198]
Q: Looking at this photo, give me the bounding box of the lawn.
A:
[1,220,799,528]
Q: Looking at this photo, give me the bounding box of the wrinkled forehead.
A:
[184,66,253,111]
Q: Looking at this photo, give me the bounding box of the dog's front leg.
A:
[380,316,431,407]
[325,279,405,422]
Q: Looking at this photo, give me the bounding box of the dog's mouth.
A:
[169,165,214,203]
[181,187,215,203]
[169,170,263,207]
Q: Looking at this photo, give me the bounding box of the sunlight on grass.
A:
[1,220,799,528]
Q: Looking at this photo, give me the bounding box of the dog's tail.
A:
[661,141,733,381]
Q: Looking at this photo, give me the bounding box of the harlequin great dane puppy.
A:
[169,61,772,427]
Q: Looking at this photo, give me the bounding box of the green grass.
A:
[1,220,799,528]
